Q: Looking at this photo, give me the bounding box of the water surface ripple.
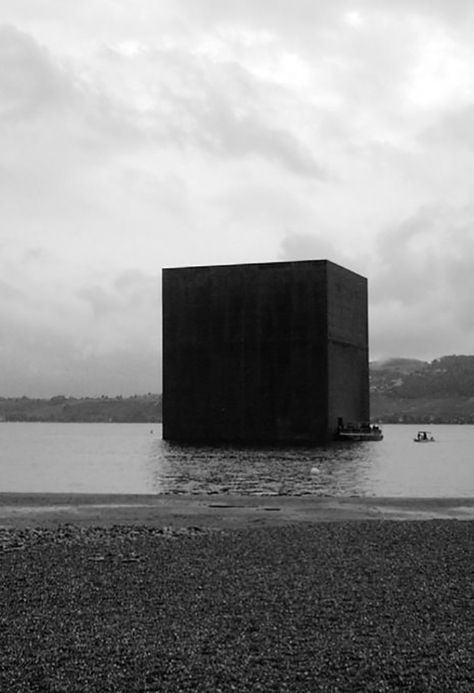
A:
[1,423,473,497]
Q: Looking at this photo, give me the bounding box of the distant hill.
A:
[0,394,162,423]
[370,358,428,374]
[370,355,474,423]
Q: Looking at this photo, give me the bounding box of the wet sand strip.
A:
[2,492,474,528]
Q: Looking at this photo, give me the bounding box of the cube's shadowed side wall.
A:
[326,263,369,437]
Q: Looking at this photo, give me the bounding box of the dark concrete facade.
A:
[162,260,369,444]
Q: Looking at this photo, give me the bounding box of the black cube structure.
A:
[162,260,369,444]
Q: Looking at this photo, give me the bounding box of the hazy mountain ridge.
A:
[370,357,428,374]
[370,355,474,423]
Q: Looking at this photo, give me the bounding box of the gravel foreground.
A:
[2,521,474,692]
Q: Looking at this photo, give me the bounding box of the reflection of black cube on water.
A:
[162,260,369,444]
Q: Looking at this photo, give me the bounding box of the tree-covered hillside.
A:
[370,355,474,423]
[0,394,162,423]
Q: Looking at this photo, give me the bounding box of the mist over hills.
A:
[2,355,474,424]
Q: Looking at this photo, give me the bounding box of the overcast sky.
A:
[2,0,474,396]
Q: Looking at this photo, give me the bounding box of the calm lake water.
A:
[1,423,473,497]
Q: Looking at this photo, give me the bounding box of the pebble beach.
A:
[2,496,474,691]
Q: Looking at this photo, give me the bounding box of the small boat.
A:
[337,422,383,441]
[414,431,435,442]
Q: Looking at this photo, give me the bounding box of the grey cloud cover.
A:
[2,1,474,394]
[0,24,73,120]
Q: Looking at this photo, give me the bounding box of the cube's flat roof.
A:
[162,259,366,280]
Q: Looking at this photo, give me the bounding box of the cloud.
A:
[95,41,329,178]
[76,270,161,353]
[171,0,345,44]
[0,330,159,398]
[0,24,76,120]
[421,105,474,150]
[278,231,340,264]
[370,206,474,359]
[1,2,474,394]
[374,0,474,27]
[0,258,161,396]
[194,104,328,179]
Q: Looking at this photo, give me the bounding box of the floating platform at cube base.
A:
[162,259,369,444]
